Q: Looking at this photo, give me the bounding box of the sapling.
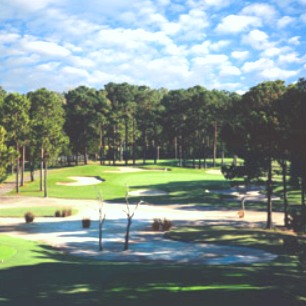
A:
[97,191,106,251]
[123,186,142,251]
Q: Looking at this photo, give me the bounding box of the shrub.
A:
[82,218,91,228]
[54,210,61,217]
[152,218,161,231]
[152,218,172,231]
[24,212,35,223]
[162,218,172,231]
[61,208,72,217]
[288,208,306,233]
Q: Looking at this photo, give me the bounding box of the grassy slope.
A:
[0,230,305,306]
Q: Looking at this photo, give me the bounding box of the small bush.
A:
[288,208,306,233]
[162,218,172,231]
[24,212,35,223]
[152,218,172,231]
[61,208,72,217]
[82,218,91,228]
[54,210,61,217]
[152,218,161,231]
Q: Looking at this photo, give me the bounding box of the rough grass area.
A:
[0,207,78,217]
[165,225,305,254]
[0,234,305,306]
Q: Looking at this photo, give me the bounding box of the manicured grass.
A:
[9,162,232,204]
[0,206,78,218]
[0,230,305,306]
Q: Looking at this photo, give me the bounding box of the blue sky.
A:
[0,0,305,94]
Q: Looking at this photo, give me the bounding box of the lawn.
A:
[0,228,305,306]
[6,160,296,212]
[1,160,306,305]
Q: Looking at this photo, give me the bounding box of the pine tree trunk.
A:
[40,147,44,192]
[20,145,25,187]
[132,118,136,166]
[281,160,289,227]
[213,121,218,167]
[266,158,273,229]
[15,142,19,193]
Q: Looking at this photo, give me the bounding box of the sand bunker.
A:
[57,176,103,186]
[128,189,168,197]
[104,166,168,173]
[206,169,222,175]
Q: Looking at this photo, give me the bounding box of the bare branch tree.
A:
[97,191,106,251]
[123,185,142,251]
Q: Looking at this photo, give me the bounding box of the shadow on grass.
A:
[0,244,305,306]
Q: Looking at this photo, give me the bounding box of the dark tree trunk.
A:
[132,118,136,166]
[84,146,88,165]
[266,158,273,229]
[40,147,43,192]
[125,117,128,166]
[15,143,19,193]
[112,125,116,166]
[99,124,103,165]
[20,145,25,187]
[142,130,146,165]
[213,121,218,167]
[301,175,306,207]
[123,217,132,251]
[174,137,178,160]
[44,156,48,198]
[281,160,289,227]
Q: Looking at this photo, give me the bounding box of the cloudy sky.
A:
[0,0,305,94]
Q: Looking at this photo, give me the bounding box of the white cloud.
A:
[277,16,295,28]
[210,40,230,51]
[242,58,275,73]
[216,15,262,34]
[240,3,277,22]
[19,36,71,57]
[260,67,299,79]
[288,36,301,45]
[219,65,241,76]
[242,29,272,50]
[301,13,306,23]
[231,51,249,61]
[261,47,284,57]
[278,52,304,64]
[192,54,229,66]
[203,0,232,7]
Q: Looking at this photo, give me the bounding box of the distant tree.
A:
[28,88,68,196]
[222,80,286,229]
[2,93,30,193]
[278,78,306,210]
[0,126,15,181]
[65,86,109,165]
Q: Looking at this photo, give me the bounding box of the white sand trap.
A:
[57,176,103,186]
[104,167,147,173]
[128,189,168,197]
[206,169,222,175]
[104,166,168,173]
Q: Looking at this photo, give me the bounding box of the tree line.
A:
[0,78,305,228]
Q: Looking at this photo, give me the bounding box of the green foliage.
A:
[0,126,15,181]
[24,211,35,223]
